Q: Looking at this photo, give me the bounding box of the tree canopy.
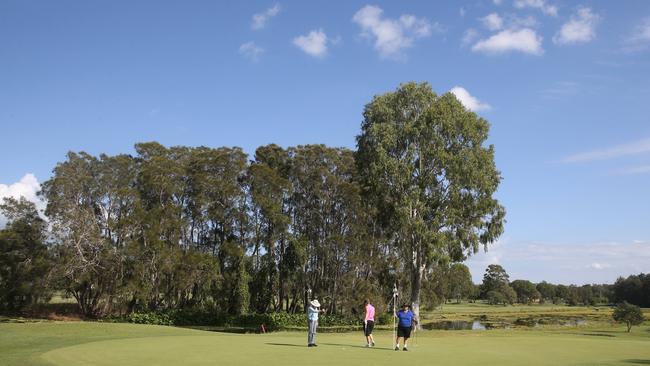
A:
[356,82,505,320]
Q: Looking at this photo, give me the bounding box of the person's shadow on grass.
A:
[265,343,393,351]
[265,343,305,347]
[320,343,394,351]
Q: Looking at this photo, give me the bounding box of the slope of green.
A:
[2,320,649,366]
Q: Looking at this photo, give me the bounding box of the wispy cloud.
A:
[450,86,492,112]
[480,13,504,31]
[472,28,543,55]
[562,138,650,163]
[0,174,44,227]
[542,81,579,98]
[621,165,650,175]
[239,41,264,62]
[293,29,332,58]
[352,5,439,59]
[553,7,601,45]
[462,28,480,46]
[252,3,281,30]
[513,0,558,17]
[623,17,650,52]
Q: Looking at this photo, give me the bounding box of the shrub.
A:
[114,310,362,331]
[612,302,645,332]
[376,312,393,325]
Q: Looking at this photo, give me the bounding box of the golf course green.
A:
[2,321,649,366]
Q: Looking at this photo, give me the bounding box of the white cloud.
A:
[553,7,601,45]
[450,86,492,112]
[252,3,281,30]
[513,0,558,17]
[459,7,466,18]
[623,17,650,52]
[352,5,436,59]
[481,13,504,31]
[472,28,543,55]
[0,174,44,227]
[562,137,650,163]
[293,29,331,58]
[466,240,650,284]
[494,0,504,5]
[587,262,612,270]
[239,41,264,62]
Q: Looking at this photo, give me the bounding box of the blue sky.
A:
[1,0,649,284]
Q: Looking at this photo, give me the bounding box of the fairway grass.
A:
[2,322,650,366]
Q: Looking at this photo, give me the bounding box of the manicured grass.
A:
[2,321,649,366]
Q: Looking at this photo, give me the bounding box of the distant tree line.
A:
[431,263,648,308]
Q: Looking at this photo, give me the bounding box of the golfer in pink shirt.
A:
[363,299,375,347]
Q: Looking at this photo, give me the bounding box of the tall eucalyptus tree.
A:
[356,82,505,321]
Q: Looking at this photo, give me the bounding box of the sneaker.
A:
[394,346,400,351]
[365,344,370,348]
[308,344,314,347]
[403,347,408,351]
[371,341,375,347]
[312,344,318,347]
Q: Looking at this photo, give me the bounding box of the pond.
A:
[423,320,491,330]
[423,318,587,330]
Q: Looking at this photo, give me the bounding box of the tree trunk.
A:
[409,253,425,330]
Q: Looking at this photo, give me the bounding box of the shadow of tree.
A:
[580,333,616,338]
[624,360,650,365]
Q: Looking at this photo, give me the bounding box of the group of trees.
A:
[611,274,650,308]
[0,83,506,319]
[2,82,645,321]
[0,198,52,311]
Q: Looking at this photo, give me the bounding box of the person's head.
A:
[364,299,370,306]
[401,303,410,311]
[310,299,321,308]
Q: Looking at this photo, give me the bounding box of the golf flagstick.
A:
[413,323,417,348]
[392,283,398,350]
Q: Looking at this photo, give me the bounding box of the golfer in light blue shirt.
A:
[307,299,325,347]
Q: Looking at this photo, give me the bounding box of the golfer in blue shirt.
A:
[395,303,417,351]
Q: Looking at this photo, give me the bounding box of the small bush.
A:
[376,312,393,325]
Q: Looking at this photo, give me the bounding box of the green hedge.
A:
[111,309,380,331]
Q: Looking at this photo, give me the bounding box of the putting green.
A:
[39,328,650,366]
